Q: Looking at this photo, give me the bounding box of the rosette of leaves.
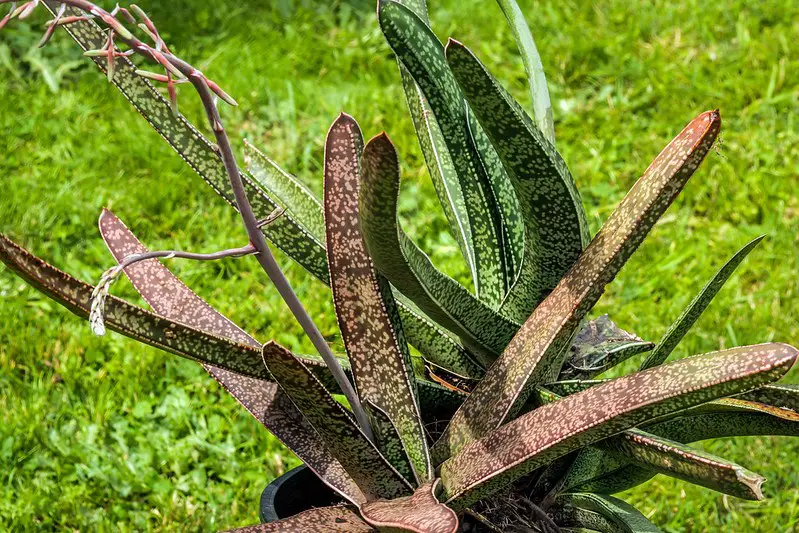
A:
[2,1,799,531]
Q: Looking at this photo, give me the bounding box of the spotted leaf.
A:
[359,132,520,363]
[262,342,412,500]
[359,480,459,533]
[446,39,591,322]
[97,209,366,505]
[640,235,764,370]
[225,505,373,532]
[552,493,662,533]
[379,0,515,306]
[437,343,797,510]
[324,114,431,484]
[431,110,722,464]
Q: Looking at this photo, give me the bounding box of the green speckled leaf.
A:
[561,315,654,380]
[98,209,366,504]
[359,133,519,363]
[737,384,799,410]
[437,343,797,510]
[494,0,555,143]
[243,140,326,241]
[324,114,431,484]
[640,235,764,370]
[360,480,459,533]
[379,0,513,306]
[40,2,468,380]
[592,430,764,500]
[574,398,799,495]
[553,494,662,533]
[431,111,721,464]
[262,342,411,500]
[446,39,590,322]
[225,505,373,532]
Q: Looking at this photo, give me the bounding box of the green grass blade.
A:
[379,0,513,306]
[445,39,590,322]
[494,0,555,144]
[360,480,459,533]
[262,342,411,500]
[98,209,367,505]
[324,114,431,483]
[553,493,662,533]
[431,111,721,465]
[40,2,469,378]
[561,315,654,380]
[640,235,765,370]
[359,132,520,362]
[243,140,326,241]
[437,343,798,510]
[226,505,372,532]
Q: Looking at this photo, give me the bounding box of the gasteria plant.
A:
[1,1,798,531]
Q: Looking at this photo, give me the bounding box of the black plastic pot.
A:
[259,465,343,523]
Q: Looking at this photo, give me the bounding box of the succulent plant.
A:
[2,1,798,531]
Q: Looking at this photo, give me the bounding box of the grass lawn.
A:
[1,0,797,530]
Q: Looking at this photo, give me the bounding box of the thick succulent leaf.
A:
[598,430,764,499]
[437,343,797,510]
[737,384,799,410]
[553,493,662,533]
[359,133,519,362]
[467,109,525,288]
[324,114,431,483]
[243,140,325,241]
[537,386,770,500]
[98,209,366,504]
[431,111,721,464]
[640,236,764,370]
[225,505,373,532]
[561,316,654,380]
[446,39,590,322]
[359,480,459,533]
[262,342,412,500]
[573,398,799,495]
[379,0,513,306]
[40,2,472,380]
[493,0,555,144]
[0,233,273,379]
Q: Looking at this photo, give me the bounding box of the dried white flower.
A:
[89,265,123,337]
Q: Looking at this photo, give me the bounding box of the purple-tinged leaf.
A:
[640,235,764,370]
[561,315,653,380]
[225,505,373,532]
[97,209,365,505]
[324,115,431,484]
[437,343,797,509]
[262,342,412,501]
[0,233,268,379]
[431,111,722,464]
[360,480,459,533]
